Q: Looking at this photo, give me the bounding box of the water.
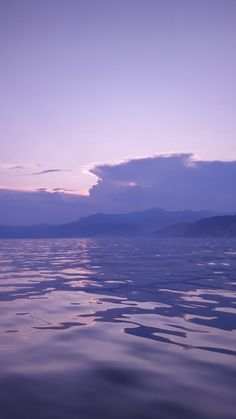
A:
[0,238,235,419]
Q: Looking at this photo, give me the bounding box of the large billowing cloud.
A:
[0,153,236,224]
[89,153,236,212]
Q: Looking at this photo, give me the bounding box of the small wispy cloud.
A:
[34,187,76,193]
[7,165,25,170]
[0,163,40,172]
[0,163,72,176]
[52,187,76,192]
[31,169,72,176]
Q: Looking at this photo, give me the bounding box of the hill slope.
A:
[155,215,236,237]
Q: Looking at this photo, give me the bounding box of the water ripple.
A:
[0,237,236,419]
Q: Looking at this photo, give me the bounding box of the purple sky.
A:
[0,1,236,223]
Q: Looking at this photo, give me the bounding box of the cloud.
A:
[0,188,93,225]
[7,165,26,170]
[52,187,77,192]
[0,164,71,176]
[0,153,236,224]
[88,153,236,213]
[0,163,41,174]
[31,169,72,176]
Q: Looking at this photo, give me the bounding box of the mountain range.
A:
[1,207,235,238]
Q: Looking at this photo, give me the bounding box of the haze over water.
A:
[0,237,235,419]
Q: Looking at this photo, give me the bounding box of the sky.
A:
[0,0,236,223]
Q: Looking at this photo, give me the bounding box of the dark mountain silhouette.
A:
[0,207,214,238]
[155,215,236,237]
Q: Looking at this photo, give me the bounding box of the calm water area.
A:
[0,238,235,419]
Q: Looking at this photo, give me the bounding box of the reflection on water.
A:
[0,238,235,419]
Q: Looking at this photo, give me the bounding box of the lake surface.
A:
[0,238,235,419]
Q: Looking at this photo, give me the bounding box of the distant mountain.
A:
[0,207,215,238]
[76,208,214,233]
[156,215,236,237]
